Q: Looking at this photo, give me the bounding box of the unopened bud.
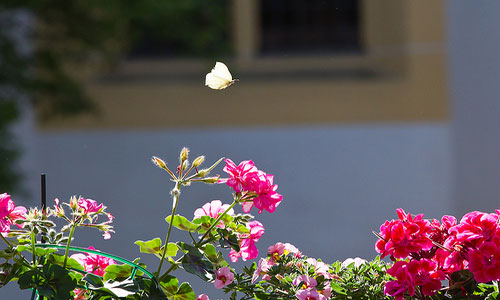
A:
[69,196,78,210]
[195,169,209,178]
[152,156,167,169]
[192,156,205,167]
[200,176,220,184]
[180,147,189,162]
[181,160,189,172]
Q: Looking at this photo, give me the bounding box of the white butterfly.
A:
[205,62,238,90]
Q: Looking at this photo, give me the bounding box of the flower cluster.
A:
[0,193,26,236]
[251,242,334,300]
[54,196,114,240]
[70,246,116,276]
[376,208,500,299]
[219,159,283,214]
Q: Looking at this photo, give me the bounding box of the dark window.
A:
[260,0,360,55]
[126,0,231,58]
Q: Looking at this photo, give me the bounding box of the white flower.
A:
[341,257,367,268]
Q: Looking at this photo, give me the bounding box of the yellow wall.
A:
[40,0,447,130]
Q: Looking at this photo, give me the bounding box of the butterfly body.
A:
[205,62,238,90]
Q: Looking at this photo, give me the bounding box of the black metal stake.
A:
[41,173,46,243]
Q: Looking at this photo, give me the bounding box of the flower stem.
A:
[30,230,37,267]
[156,181,181,277]
[197,200,237,245]
[0,234,12,248]
[63,223,77,268]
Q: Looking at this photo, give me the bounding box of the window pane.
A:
[260,0,360,54]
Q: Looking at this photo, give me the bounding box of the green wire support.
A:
[31,244,159,299]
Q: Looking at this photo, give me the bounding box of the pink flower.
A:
[196,294,209,300]
[449,211,499,247]
[243,172,283,214]
[219,159,283,214]
[194,200,234,228]
[296,289,320,300]
[407,259,445,296]
[267,242,301,263]
[77,198,103,214]
[252,258,272,283]
[293,275,317,289]
[468,241,500,282]
[306,258,332,278]
[229,220,265,262]
[375,208,433,259]
[214,267,234,289]
[70,247,115,276]
[0,193,26,236]
[384,280,410,300]
[385,259,444,299]
[219,159,259,192]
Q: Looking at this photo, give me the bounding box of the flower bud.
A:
[192,156,205,167]
[181,160,189,172]
[195,169,209,177]
[152,156,167,169]
[180,147,189,162]
[200,176,220,184]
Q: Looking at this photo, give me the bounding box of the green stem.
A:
[62,223,77,268]
[30,230,37,267]
[159,258,182,279]
[0,234,12,248]
[156,181,181,277]
[197,200,237,246]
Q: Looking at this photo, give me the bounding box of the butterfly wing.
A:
[205,72,231,90]
[212,62,233,81]
[205,62,234,90]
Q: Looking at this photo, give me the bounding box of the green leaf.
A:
[172,282,196,300]
[201,244,218,262]
[135,238,162,254]
[178,243,214,282]
[49,253,84,270]
[156,243,179,259]
[165,215,199,232]
[103,264,132,281]
[159,274,179,296]
[83,273,104,288]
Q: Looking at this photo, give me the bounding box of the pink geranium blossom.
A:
[194,200,234,228]
[468,241,500,282]
[219,159,283,214]
[229,220,265,262]
[77,198,103,214]
[219,159,259,192]
[214,267,234,289]
[449,211,499,246]
[385,259,444,299]
[0,193,27,236]
[71,247,115,276]
[243,172,283,214]
[375,208,433,259]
